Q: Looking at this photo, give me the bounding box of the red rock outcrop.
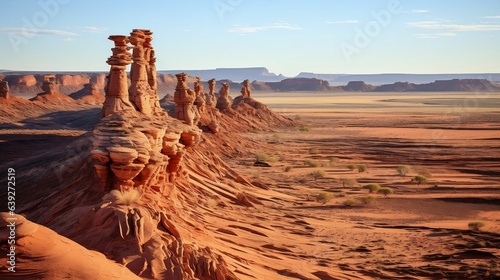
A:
[173,72,200,126]
[29,74,76,104]
[69,83,105,104]
[86,30,241,280]
[0,79,10,99]
[216,82,231,111]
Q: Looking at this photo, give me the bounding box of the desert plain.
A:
[1,90,499,279]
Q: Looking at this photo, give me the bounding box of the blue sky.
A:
[0,0,499,76]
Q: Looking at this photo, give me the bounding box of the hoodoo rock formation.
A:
[193,76,206,113]
[216,82,231,111]
[29,74,76,104]
[85,30,239,279]
[173,72,201,126]
[206,78,217,107]
[0,79,10,99]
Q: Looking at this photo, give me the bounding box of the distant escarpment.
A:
[372,79,500,92]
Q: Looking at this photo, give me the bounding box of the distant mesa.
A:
[342,81,375,92]
[266,77,331,91]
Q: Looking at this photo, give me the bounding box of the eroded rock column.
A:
[102,35,135,117]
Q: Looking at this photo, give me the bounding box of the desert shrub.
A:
[343,198,357,207]
[416,168,432,178]
[357,164,367,173]
[358,195,376,205]
[397,165,411,176]
[107,189,141,205]
[346,164,357,171]
[362,183,381,193]
[283,166,293,172]
[255,152,279,162]
[377,187,394,197]
[270,133,281,143]
[341,178,357,188]
[316,192,333,204]
[328,157,339,167]
[304,160,320,167]
[311,169,326,181]
[308,147,319,154]
[298,125,310,132]
[414,175,427,185]
[255,152,270,162]
[468,221,485,231]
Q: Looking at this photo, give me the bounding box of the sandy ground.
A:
[212,91,500,279]
[1,91,499,279]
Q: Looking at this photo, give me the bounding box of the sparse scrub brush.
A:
[304,160,320,167]
[284,166,293,172]
[299,125,310,132]
[357,164,367,173]
[343,198,357,207]
[347,164,357,171]
[414,175,427,185]
[362,183,381,193]
[468,221,485,231]
[397,165,411,176]
[340,178,357,188]
[358,195,376,205]
[316,192,333,204]
[308,147,319,154]
[311,169,326,181]
[416,168,432,178]
[377,187,394,197]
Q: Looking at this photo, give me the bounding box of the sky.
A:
[0,0,499,77]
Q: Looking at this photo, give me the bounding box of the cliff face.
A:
[3,73,106,97]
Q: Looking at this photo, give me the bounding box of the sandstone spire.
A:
[102,35,135,117]
[216,82,231,110]
[0,79,10,99]
[193,76,206,113]
[240,79,251,98]
[41,74,60,94]
[206,78,217,107]
[173,72,200,126]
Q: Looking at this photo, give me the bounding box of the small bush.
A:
[468,221,485,231]
[308,147,319,154]
[283,166,293,172]
[107,189,141,205]
[346,164,357,171]
[328,157,339,167]
[255,152,278,162]
[316,192,333,204]
[311,169,326,181]
[362,183,381,193]
[255,152,270,162]
[304,160,320,167]
[270,133,281,143]
[358,195,376,205]
[357,164,367,173]
[414,175,427,185]
[397,165,411,176]
[417,168,432,178]
[299,125,310,132]
[377,187,394,197]
[343,198,357,207]
[341,178,357,188]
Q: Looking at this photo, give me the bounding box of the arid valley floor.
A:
[1,91,499,279]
